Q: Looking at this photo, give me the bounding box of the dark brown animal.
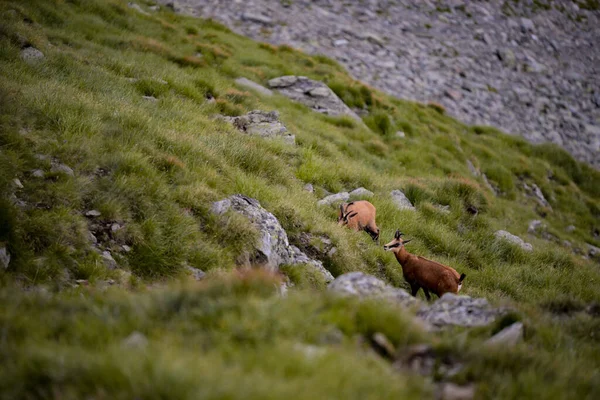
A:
[338,201,380,242]
[383,230,465,300]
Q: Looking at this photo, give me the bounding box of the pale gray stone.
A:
[21,47,44,64]
[0,246,10,269]
[494,230,533,251]
[317,192,349,206]
[391,190,415,211]
[485,322,523,347]
[235,77,273,96]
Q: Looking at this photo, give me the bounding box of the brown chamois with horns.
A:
[338,201,380,242]
[383,230,465,300]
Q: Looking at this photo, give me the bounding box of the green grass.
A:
[0,0,599,397]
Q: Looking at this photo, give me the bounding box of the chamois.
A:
[338,201,380,242]
[383,230,465,300]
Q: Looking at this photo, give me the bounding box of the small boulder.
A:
[485,322,523,347]
[494,230,533,251]
[235,77,273,96]
[391,190,415,211]
[267,76,362,122]
[303,183,314,193]
[0,245,10,269]
[317,192,349,206]
[437,383,475,400]
[128,2,149,15]
[418,293,503,328]
[328,272,420,308]
[101,251,118,269]
[50,163,74,176]
[349,187,374,198]
[241,12,272,25]
[31,169,45,178]
[85,210,102,218]
[21,47,44,64]
[185,265,206,281]
[121,331,148,349]
[142,95,158,102]
[12,178,23,189]
[221,110,295,145]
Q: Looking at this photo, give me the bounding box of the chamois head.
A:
[337,203,358,226]
[383,229,412,252]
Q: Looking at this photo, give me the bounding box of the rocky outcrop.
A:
[220,110,295,145]
[494,230,533,251]
[234,77,273,96]
[317,192,349,206]
[211,194,334,282]
[317,187,374,206]
[166,0,600,168]
[390,189,416,211]
[327,271,420,308]
[417,293,503,329]
[328,272,504,329]
[267,76,362,121]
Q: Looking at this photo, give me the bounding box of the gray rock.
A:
[50,163,74,176]
[235,77,273,96]
[267,76,362,121]
[122,244,132,253]
[0,245,10,269]
[496,48,516,68]
[588,244,600,260]
[149,5,160,11]
[328,272,421,308]
[185,265,206,280]
[12,178,23,189]
[349,187,373,197]
[528,220,543,234]
[466,160,479,177]
[268,75,298,88]
[128,2,149,15]
[317,192,349,206]
[142,95,158,102]
[418,293,502,328]
[520,18,535,32]
[391,189,416,211]
[121,331,148,349]
[485,322,523,347]
[437,383,475,400]
[395,131,406,138]
[494,230,533,251]
[31,169,45,178]
[333,39,349,47]
[101,251,118,269]
[523,182,551,209]
[211,194,333,282]
[303,183,314,193]
[21,47,44,64]
[210,198,231,215]
[221,110,295,145]
[241,12,272,25]
[565,225,576,233]
[85,210,102,218]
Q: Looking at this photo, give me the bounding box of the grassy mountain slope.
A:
[0,0,599,398]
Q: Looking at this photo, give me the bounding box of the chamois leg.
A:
[409,283,420,297]
[422,288,431,301]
